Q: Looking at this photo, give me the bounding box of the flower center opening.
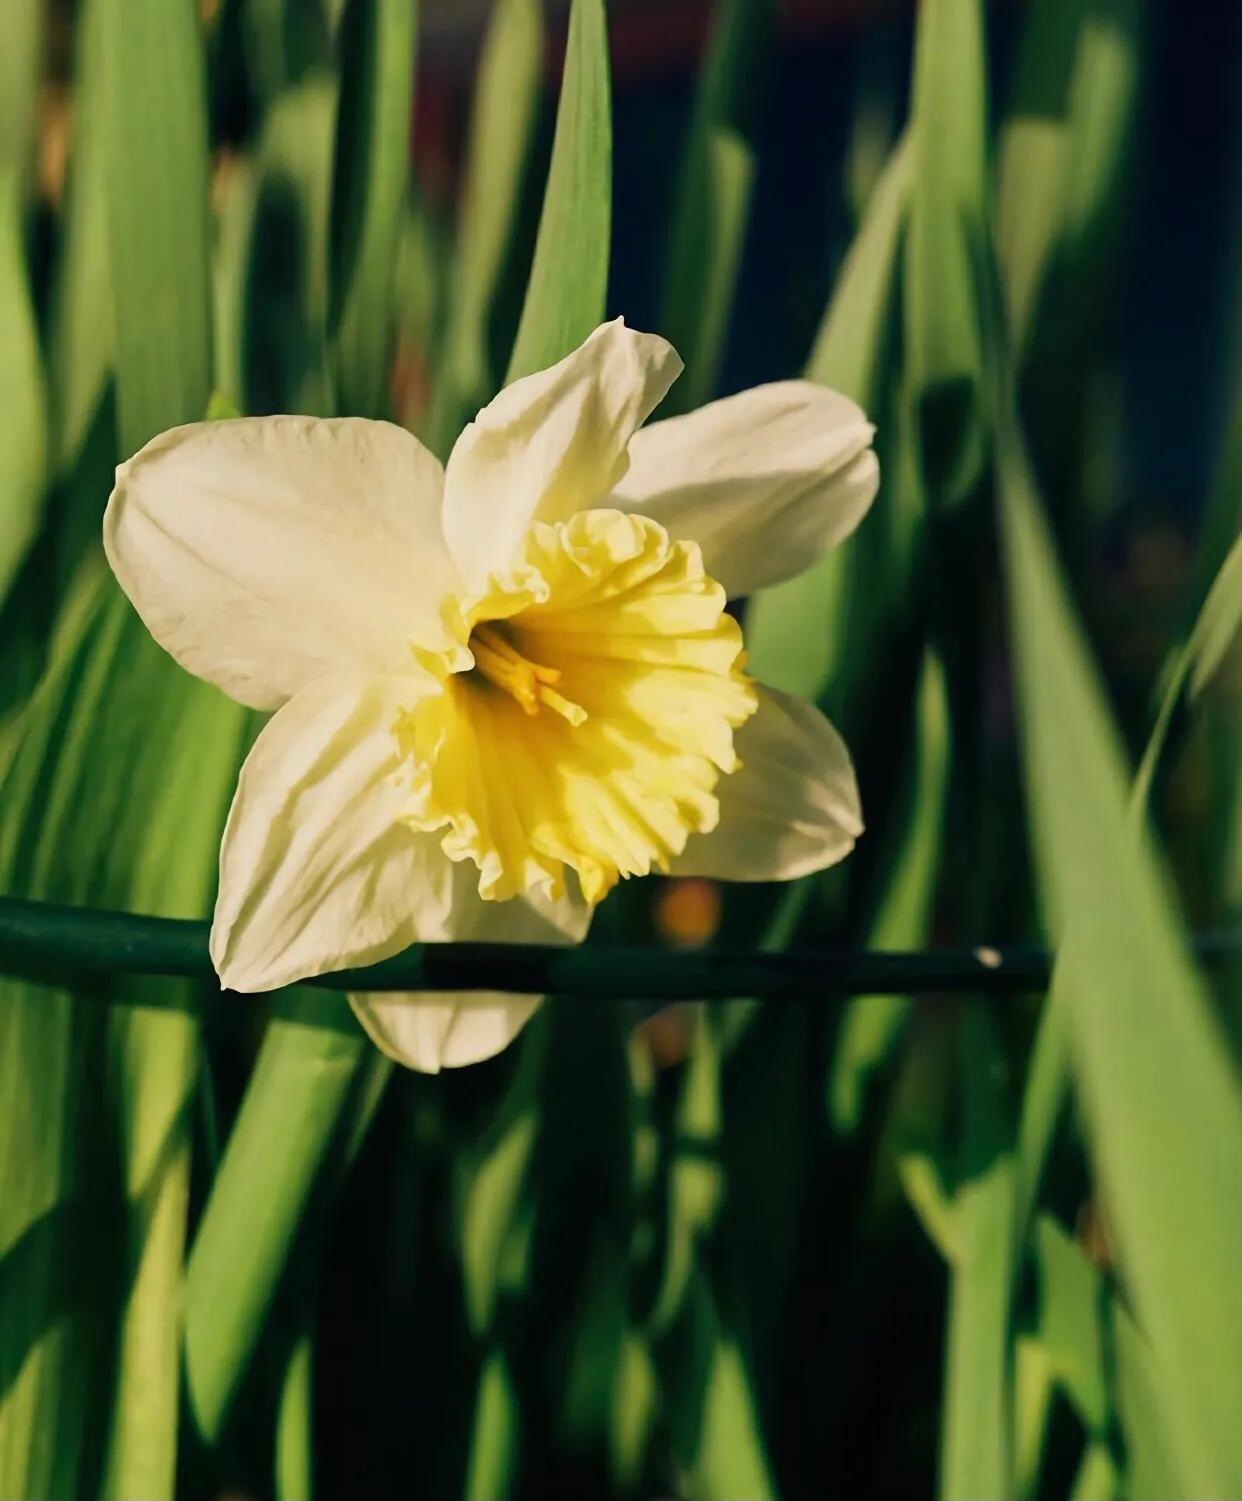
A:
[468,621,586,726]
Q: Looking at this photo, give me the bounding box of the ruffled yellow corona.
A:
[397,509,757,905]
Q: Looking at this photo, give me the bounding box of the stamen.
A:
[469,623,586,725]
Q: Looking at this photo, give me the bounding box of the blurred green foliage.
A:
[0,0,1239,1497]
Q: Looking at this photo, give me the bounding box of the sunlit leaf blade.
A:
[93,4,246,1489]
[0,193,46,605]
[242,0,332,102]
[1012,514,1242,1326]
[331,0,418,417]
[99,670,249,1500]
[0,0,42,175]
[184,995,372,1443]
[806,131,910,405]
[47,0,114,478]
[0,0,47,603]
[423,0,544,456]
[1057,0,1145,296]
[505,0,611,383]
[1003,0,1145,331]
[1136,531,1242,804]
[457,1024,550,1493]
[830,650,950,1132]
[1195,354,1242,613]
[212,151,258,417]
[994,0,1083,350]
[659,0,773,416]
[243,75,341,416]
[0,566,248,1501]
[464,1351,519,1501]
[100,0,213,455]
[666,1276,777,1501]
[1033,1216,1182,1499]
[275,1325,314,1501]
[939,1010,1013,1501]
[744,133,911,703]
[904,0,988,505]
[998,404,1242,1498]
[0,572,116,1501]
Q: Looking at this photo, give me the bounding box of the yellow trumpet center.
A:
[395,509,756,906]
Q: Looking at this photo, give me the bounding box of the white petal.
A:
[672,685,863,881]
[442,319,682,585]
[210,672,445,991]
[104,416,457,710]
[350,868,591,1072]
[611,381,878,597]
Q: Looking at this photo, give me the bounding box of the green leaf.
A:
[0,564,249,1501]
[830,650,950,1132]
[659,0,773,416]
[0,0,47,602]
[47,0,114,478]
[998,402,1242,1498]
[504,0,611,384]
[994,0,1084,350]
[997,0,1145,391]
[330,0,419,416]
[242,75,342,416]
[663,1273,777,1501]
[422,0,543,456]
[1033,1216,1182,1499]
[0,0,42,180]
[464,1350,520,1501]
[184,994,375,1443]
[88,7,244,1490]
[1012,498,1242,1252]
[274,1326,314,1501]
[1057,0,1146,298]
[1136,531,1242,806]
[938,1011,1014,1501]
[0,189,46,604]
[744,133,911,704]
[904,0,989,505]
[806,130,911,406]
[100,0,214,455]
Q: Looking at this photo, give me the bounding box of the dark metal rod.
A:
[0,894,1236,1001]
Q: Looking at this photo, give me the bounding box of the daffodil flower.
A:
[104,320,877,1071]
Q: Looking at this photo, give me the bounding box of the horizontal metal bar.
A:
[0,895,1236,1002]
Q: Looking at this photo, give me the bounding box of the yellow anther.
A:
[469,622,585,724]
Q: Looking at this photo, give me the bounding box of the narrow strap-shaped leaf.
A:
[744,133,911,704]
[100,0,213,452]
[331,0,419,416]
[243,74,342,416]
[998,394,1242,1498]
[1011,490,1242,1250]
[47,0,114,478]
[0,189,46,605]
[830,650,951,1132]
[904,0,989,506]
[658,0,774,416]
[806,130,911,406]
[505,0,611,383]
[939,1010,1015,1501]
[422,0,543,457]
[1033,1215,1182,1498]
[994,0,1084,349]
[92,6,242,1491]
[184,995,375,1443]
[0,0,47,602]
